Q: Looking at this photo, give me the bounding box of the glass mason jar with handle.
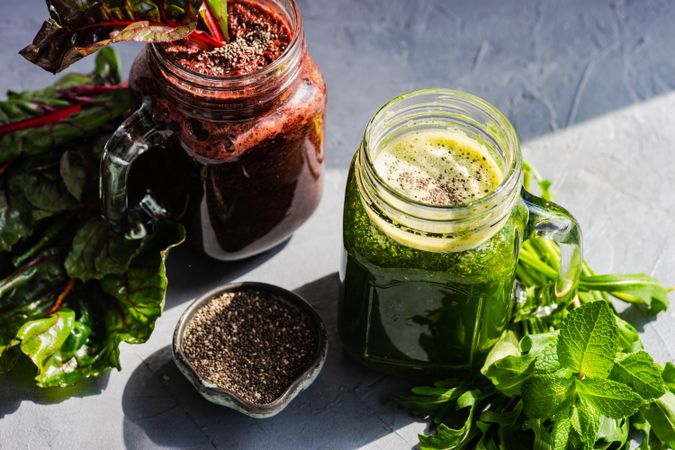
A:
[339,89,582,376]
[100,0,326,260]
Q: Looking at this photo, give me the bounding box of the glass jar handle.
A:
[522,188,583,302]
[100,98,169,238]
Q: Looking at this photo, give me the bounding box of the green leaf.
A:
[65,217,144,281]
[596,417,629,450]
[609,352,667,400]
[615,315,644,353]
[558,301,618,378]
[575,377,643,419]
[204,0,229,41]
[481,331,535,397]
[0,50,132,164]
[97,221,185,344]
[419,389,481,450]
[663,362,675,394]
[482,354,535,398]
[20,222,185,387]
[571,398,600,450]
[580,273,669,314]
[0,247,69,373]
[59,151,89,201]
[0,88,132,164]
[522,371,574,419]
[15,155,79,219]
[534,343,561,374]
[551,406,572,450]
[21,0,202,73]
[15,309,75,377]
[393,380,467,416]
[0,187,32,252]
[640,392,675,448]
[520,332,558,355]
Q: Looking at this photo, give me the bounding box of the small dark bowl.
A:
[173,282,328,418]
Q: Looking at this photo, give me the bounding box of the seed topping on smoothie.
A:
[165,1,292,76]
[374,129,503,206]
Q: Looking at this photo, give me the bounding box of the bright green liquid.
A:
[339,130,528,376]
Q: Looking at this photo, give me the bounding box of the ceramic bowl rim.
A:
[172,281,328,418]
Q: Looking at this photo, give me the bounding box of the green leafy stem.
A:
[394,164,673,449]
[0,49,185,387]
[395,302,675,450]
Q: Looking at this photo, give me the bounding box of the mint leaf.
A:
[640,392,675,448]
[558,301,618,378]
[520,331,558,354]
[534,343,561,374]
[551,406,572,450]
[571,398,600,450]
[609,351,667,400]
[522,371,574,419]
[575,377,643,419]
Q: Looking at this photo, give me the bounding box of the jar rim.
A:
[151,0,304,89]
[360,88,522,215]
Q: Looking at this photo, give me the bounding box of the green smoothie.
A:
[340,128,528,375]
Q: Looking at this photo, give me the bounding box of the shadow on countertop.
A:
[0,358,110,419]
[163,238,290,310]
[122,273,422,449]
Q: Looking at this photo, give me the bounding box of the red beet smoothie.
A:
[127,0,327,260]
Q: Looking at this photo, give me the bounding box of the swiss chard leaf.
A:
[65,217,144,281]
[14,221,184,387]
[98,220,185,345]
[15,309,77,378]
[0,49,132,163]
[21,0,203,73]
[203,0,229,41]
[0,248,69,372]
[0,48,186,387]
[0,188,32,252]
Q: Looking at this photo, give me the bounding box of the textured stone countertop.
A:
[1,1,674,449]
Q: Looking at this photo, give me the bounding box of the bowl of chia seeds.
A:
[172,282,328,418]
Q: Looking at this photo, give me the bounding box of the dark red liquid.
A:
[127,3,326,260]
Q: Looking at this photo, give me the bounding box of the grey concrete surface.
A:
[1,0,674,449]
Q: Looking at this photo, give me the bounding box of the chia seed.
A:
[182,289,317,405]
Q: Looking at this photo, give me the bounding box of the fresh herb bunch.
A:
[0,49,185,387]
[21,0,231,74]
[393,165,674,449]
